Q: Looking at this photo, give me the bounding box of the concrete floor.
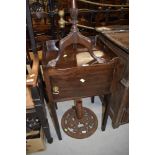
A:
[29,96,129,155]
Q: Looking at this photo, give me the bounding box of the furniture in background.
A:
[26,127,46,153]
[97,25,129,128]
[27,0,129,42]
[26,54,53,143]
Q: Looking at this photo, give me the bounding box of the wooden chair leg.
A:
[31,87,53,143]
[54,102,58,110]
[41,120,53,143]
[91,96,95,103]
[38,70,49,103]
[50,103,62,140]
[36,104,53,143]
[101,94,111,131]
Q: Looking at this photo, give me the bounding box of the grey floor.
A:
[29,96,129,155]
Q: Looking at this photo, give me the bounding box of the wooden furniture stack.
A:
[26,54,53,144]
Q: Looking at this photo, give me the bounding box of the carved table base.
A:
[61,105,98,139]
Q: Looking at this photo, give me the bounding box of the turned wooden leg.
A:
[75,99,83,119]
[91,96,95,103]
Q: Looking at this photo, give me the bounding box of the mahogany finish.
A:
[46,59,118,102]
[42,36,120,140]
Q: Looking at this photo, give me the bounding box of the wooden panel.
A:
[99,28,129,128]
[47,59,117,102]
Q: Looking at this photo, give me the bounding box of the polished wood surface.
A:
[99,25,129,52]
[46,57,118,102]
